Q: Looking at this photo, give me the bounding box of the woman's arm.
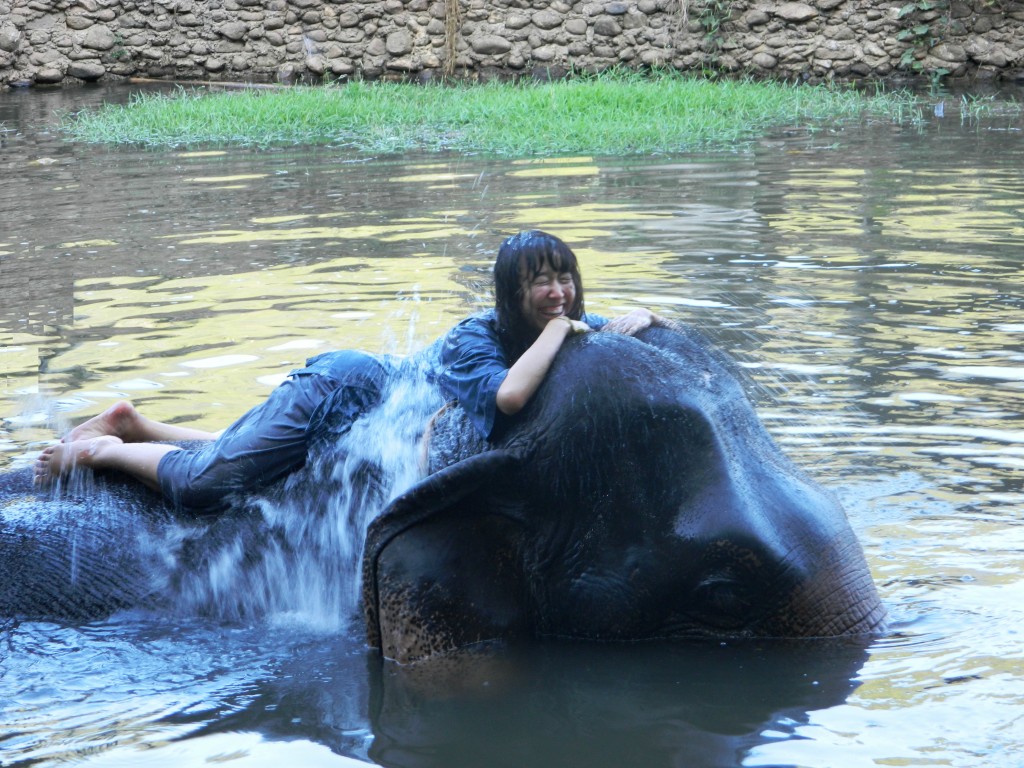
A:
[496,316,590,416]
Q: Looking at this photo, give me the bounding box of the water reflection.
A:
[2,83,1024,767]
[208,639,872,768]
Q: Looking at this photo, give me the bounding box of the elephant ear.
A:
[361,448,529,661]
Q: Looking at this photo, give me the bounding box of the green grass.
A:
[956,91,1023,121]
[62,70,926,155]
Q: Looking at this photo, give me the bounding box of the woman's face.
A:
[520,261,577,333]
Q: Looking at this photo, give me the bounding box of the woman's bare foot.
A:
[62,401,141,444]
[34,435,124,486]
[61,400,218,445]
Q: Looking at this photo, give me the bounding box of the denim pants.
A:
[156,350,394,511]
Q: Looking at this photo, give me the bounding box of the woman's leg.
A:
[35,436,180,492]
[155,371,346,510]
[34,382,323,507]
[38,352,393,510]
[63,400,219,444]
[36,400,215,488]
[165,351,394,509]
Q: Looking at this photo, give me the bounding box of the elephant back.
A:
[421,401,491,475]
[0,466,175,619]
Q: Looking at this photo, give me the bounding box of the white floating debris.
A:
[181,355,260,369]
[267,339,327,351]
[257,373,290,388]
[947,366,1024,382]
[107,378,164,390]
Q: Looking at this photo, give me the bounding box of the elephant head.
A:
[362,326,886,663]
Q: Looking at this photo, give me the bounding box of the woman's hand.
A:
[557,316,592,335]
[601,308,657,337]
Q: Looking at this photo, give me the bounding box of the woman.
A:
[437,229,672,441]
[33,350,393,510]
[35,230,671,507]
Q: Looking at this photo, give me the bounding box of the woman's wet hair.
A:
[494,230,585,360]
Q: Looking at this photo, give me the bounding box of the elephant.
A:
[362,326,887,664]
[0,325,885,665]
[0,462,287,622]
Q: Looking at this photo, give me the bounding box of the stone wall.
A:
[2,0,1023,88]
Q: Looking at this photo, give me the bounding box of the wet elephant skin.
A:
[0,326,885,660]
[363,326,886,663]
[0,442,299,622]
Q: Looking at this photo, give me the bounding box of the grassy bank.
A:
[63,71,924,154]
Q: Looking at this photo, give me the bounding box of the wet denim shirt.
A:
[437,309,607,440]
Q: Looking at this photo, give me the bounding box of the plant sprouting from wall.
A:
[109,33,128,61]
[673,0,735,41]
[896,0,951,72]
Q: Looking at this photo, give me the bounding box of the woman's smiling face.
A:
[520,261,577,333]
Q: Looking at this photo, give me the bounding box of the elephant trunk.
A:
[761,532,887,637]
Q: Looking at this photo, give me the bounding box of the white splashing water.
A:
[163,372,444,633]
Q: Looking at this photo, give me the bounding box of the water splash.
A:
[164,372,443,633]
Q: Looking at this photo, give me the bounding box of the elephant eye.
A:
[693,575,754,630]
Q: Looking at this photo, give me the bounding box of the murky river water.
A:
[1,84,1022,767]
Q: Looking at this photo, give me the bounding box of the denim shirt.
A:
[437,309,607,440]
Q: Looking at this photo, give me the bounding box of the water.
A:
[2,83,1023,767]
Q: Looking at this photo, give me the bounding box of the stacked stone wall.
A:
[1,0,1022,88]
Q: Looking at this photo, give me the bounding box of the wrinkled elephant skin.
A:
[0,326,885,663]
[363,327,886,663]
